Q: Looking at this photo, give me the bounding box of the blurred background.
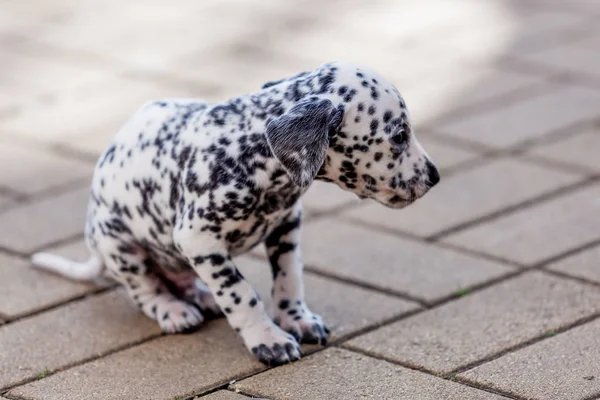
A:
[0,0,599,399]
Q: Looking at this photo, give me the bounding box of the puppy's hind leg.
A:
[162,269,223,319]
[100,240,205,333]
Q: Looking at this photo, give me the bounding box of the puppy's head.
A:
[264,62,439,209]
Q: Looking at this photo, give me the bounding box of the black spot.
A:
[278,299,290,310]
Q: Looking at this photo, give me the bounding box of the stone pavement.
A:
[0,0,599,398]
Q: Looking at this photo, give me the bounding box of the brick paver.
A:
[300,218,512,303]
[0,251,98,319]
[1,0,600,399]
[0,140,92,195]
[444,184,600,265]
[546,245,600,284]
[413,137,479,171]
[0,289,160,390]
[460,318,600,400]
[344,158,582,237]
[232,348,505,400]
[528,127,600,173]
[8,320,263,400]
[0,187,89,254]
[345,272,600,374]
[436,85,600,148]
[517,34,600,81]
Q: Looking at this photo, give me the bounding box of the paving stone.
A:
[9,319,263,400]
[0,186,88,254]
[414,137,478,172]
[301,181,359,216]
[0,76,197,156]
[518,34,600,80]
[299,218,512,303]
[0,49,108,110]
[0,246,100,318]
[443,184,600,265]
[236,257,419,340]
[232,348,504,400]
[0,289,160,389]
[0,141,93,195]
[546,245,600,284]
[0,192,15,210]
[436,84,600,148]
[194,390,249,399]
[437,7,588,57]
[345,272,600,374]
[402,67,543,126]
[529,127,600,172]
[343,158,581,237]
[460,318,600,400]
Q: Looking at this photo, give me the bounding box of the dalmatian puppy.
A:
[32,62,440,366]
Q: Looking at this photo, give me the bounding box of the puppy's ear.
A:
[266,98,344,188]
[261,71,309,89]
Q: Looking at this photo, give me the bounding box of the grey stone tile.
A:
[443,184,600,265]
[0,141,93,195]
[0,192,15,210]
[528,127,600,172]
[0,49,108,110]
[236,257,420,340]
[517,34,600,80]
[343,158,581,237]
[546,245,600,284]
[194,390,249,399]
[232,348,504,400]
[299,218,512,303]
[0,186,89,254]
[460,318,600,400]
[0,247,100,318]
[0,77,196,156]
[415,137,479,172]
[403,67,543,126]
[0,289,160,389]
[436,85,600,148]
[9,320,263,400]
[345,272,600,374]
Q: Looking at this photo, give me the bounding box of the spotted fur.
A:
[31,62,439,366]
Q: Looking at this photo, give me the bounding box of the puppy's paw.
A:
[275,304,329,346]
[153,298,204,334]
[242,320,302,366]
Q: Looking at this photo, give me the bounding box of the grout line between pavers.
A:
[423,80,558,128]
[529,237,600,270]
[448,312,600,377]
[338,216,526,268]
[0,332,163,393]
[453,377,529,400]
[339,346,524,400]
[427,175,599,241]
[0,285,116,327]
[425,115,598,163]
[542,268,600,289]
[0,179,91,218]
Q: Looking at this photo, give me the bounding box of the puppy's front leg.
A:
[175,235,301,366]
[265,204,330,345]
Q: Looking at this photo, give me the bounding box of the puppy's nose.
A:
[426,161,440,187]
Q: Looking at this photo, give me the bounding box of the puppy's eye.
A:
[390,132,405,146]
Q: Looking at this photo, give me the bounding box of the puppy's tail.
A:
[31,252,105,282]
